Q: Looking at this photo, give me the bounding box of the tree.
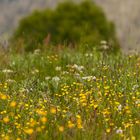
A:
[12,1,120,52]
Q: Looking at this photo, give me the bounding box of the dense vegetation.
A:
[12,1,120,52]
[0,1,139,140]
[0,47,140,140]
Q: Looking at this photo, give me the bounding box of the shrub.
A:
[12,1,120,52]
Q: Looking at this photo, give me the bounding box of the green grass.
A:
[0,48,140,140]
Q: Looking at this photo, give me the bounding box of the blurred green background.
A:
[0,0,140,52]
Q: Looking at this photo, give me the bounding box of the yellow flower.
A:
[68,121,75,128]
[3,135,10,140]
[29,118,36,127]
[124,123,131,128]
[77,123,83,129]
[40,117,47,124]
[36,109,47,116]
[131,136,136,140]
[76,115,81,119]
[24,128,34,135]
[135,120,140,124]
[76,115,83,129]
[41,126,45,130]
[50,107,57,114]
[3,117,10,123]
[93,104,98,109]
[104,86,110,90]
[0,93,7,100]
[106,128,111,133]
[10,101,17,107]
[36,127,42,132]
[58,126,64,132]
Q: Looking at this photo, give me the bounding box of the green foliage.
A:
[12,1,120,52]
[0,48,140,139]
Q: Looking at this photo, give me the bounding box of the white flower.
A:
[6,79,16,83]
[2,69,13,73]
[73,64,78,69]
[31,69,39,74]
[62,71,69,75]
[75,73,80,77]
[132,84,139,90]
[52,76,60,88]
[92,68,96,72]
[52,76,60,82]
[73,64,84,71]
[45,76,51,81]
[118,104,122,111]
[89,53,93,57]
[85,53,93,57]
[82,76,96,81]
[34,49,40,54]
[100,40,109,50]
[135,100,140,104]
[116,129,123,134]
[100,40,107,45]
[55,66,62,71]
[85,53,89,57]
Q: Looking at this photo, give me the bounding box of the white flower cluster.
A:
[52,76,60,83]
[72,64,84,72]
[82,76,96,81]
[100,40,109,50]
[55,66,62,71]
[2,69,13,73]
[85,53,93,57]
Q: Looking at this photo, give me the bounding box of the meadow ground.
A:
[0,48,140,140]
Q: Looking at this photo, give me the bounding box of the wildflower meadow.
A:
[0,48,140,140]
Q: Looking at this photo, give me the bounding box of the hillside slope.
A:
[0,0,140,51]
